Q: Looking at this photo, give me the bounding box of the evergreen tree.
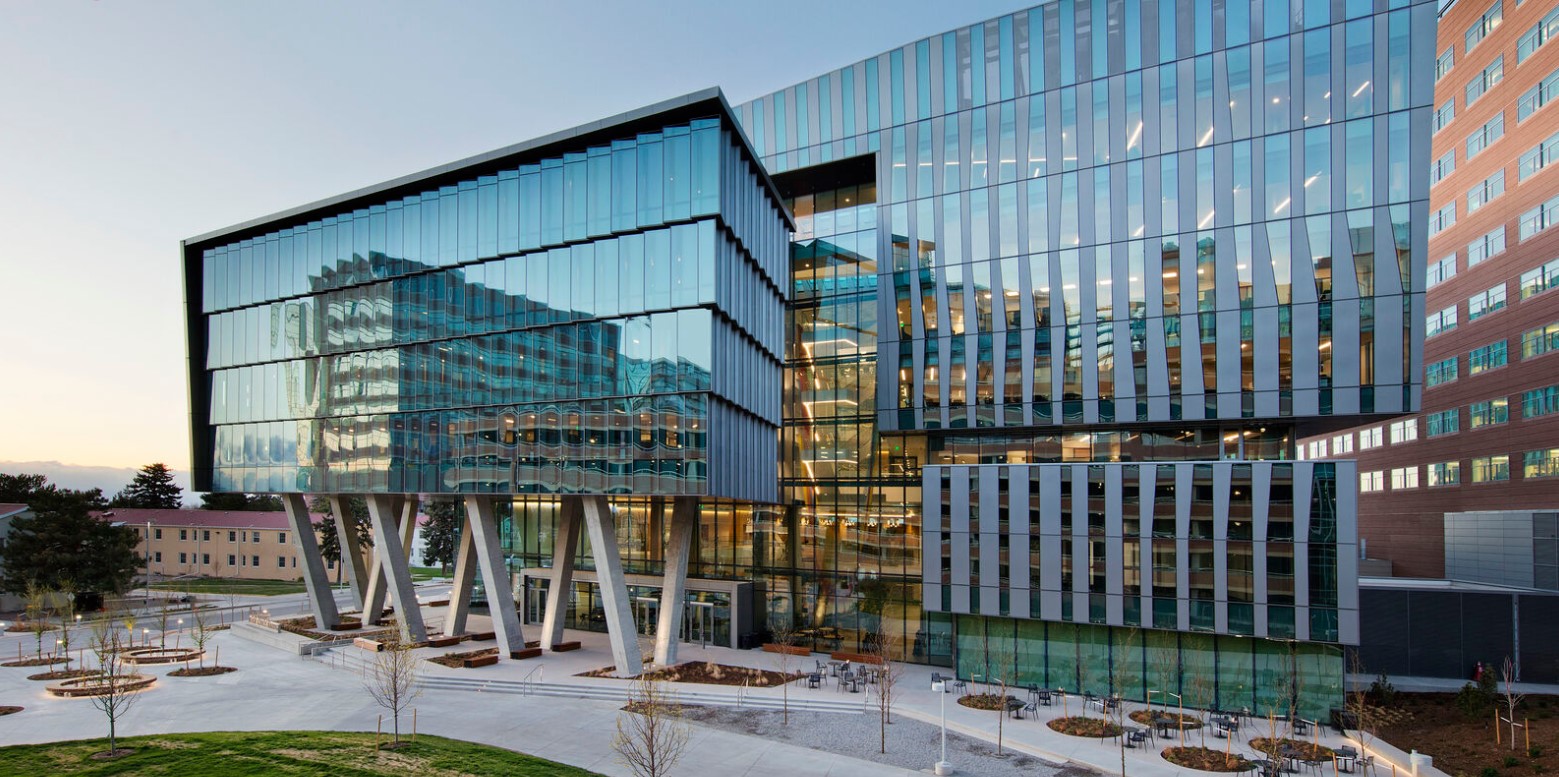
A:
[0,472,106,508]
[1,489,142,596]
[110,463,183,509]
[199,492,282,511]
[310,496,372,582]
[421,498,461,574]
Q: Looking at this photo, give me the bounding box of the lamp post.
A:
[931,679,952,775]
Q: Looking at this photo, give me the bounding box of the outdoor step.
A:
[411,676,865,713]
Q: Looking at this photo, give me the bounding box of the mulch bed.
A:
[26,669,96,682]
[1162,745,1254,772]
[1,657,69,668]
[1248,738,1335,760]
[90,748,135,760]
[427,648,497,668]
[1130,710,1205,729]
[1048,716,1125,738]
[579,661,803,688]
[4,623,54,633]
[0,706,22,716]
[958,693,1020,712]
[277,616,394,642]
[168,666,237,677]
[1377,692,1559,777]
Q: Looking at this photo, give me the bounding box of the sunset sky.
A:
[0,0,1019,484]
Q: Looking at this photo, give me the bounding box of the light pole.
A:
[932,679,952,775]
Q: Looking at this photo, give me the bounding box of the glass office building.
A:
[186,2,1436,718]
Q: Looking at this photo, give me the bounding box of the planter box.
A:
[354,638,384,652]
[830,651,883,666]
[550,641,582,652]
[425,636,462,648]
[469,631,496,642]
[462,654,499,668]
[510,647,543,660]
[762,643,811,657]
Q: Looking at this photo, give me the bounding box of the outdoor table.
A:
[1007,698,1026,719]
[828,661,843,676]
[1153,715,1177,738]
[1336,753,1357,773]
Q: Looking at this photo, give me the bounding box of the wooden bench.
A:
[830,651,884,666]
[468,631,496,642]
[354,638,384,652]
[425,635,462,648]
[762,643,810,656]
[462,654,499,668]
[511,647,543,660]
[550,641,582,652]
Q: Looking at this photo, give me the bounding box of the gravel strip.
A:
[680,705,1100,777]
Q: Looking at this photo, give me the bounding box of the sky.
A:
[0,0,1025,485]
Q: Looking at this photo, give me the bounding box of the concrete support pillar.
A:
[362,496,414,625]
[281,493,339,630]
[364,494,426,643]
[581,495,642,677]
[541,498,583,649]
[328,496,369,611]
[463,495,526,656]
[443,516,477,635]
[654,497,698,666]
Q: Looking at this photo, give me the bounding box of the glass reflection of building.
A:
[186,2,1438,719]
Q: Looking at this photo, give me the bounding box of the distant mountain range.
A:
[0,460,194,505]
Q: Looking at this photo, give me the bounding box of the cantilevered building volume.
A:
[184,1,1436,714]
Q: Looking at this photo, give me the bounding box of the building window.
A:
[1523,384,1559,418]
[1468,284,1507,321]
[1429,203,1457,236]
[252,531,260,543]
[1431,150,1456,187]
[202,553,210,565]
[1360,471,1385,493]
[1358,426,1384,450]
[1467,227,1507,267]
[1308,439,1329,459]
[228,531,236,542]
[1470,341,1508,375]
[1437,47,1455,81]
[1518,68,1559,121]
[1470,397,1510,428]
[278,556,286,568]
[1525,449,1559,479]
[1427,356,1459,387]
[1520,194,1559,239]
[1472,455,1511,483]
[1466,2,1503,55]
[1520,258,1559,299]
[1426,409,1460,437]
[154,528,162,540]
[1466,113,1505,159]
[1466,57,1505,106]
[1518,6,1559,63]
[253,555,260,566]
[227,554,236,566]
[1521,321,1559,358]
[1427,305,1458,337]
[1390,467,1419,490]
[1427,254,1458,288]
[1389,419,1418,444]
[179,552,187,564]
[154,551,162,563]
[1433,98,1456,134]
[1332,434,1353,454]
[1466,171,1505,214]
[1519,132,1559,182]
[202,530,210,541]
[1428,461,1461,487]
[279,532,287,543]
[179,529,187,541]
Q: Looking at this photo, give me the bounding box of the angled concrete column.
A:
[463,495,526,656]
[281,493,339,630]
[654,497,698,666]
[361,496,411,625]
[364,494,426,643]
[442,516,477,635]
[541,498,583,649]
[581,495,642,677]
[328,496,369,610]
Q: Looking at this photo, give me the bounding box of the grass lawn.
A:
[0,730,602,776]
[147,578,332,596]
[410,566,446,582]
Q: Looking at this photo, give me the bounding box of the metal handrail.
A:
[518,664,545,695]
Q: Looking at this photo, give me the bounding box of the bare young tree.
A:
[88,622,141,759]
[770,624,800,727]
[24,582,51,660]
[981,622,1018,756]
[189,588,214,668]
[364,632,422,747]
[1110,628,1140,777]
[1501,656,1524,751]
[868,623,904,755]
[614,674,690,777]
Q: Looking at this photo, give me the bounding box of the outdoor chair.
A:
[806,673,821,689]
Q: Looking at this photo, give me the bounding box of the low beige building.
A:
[99,508,328,582]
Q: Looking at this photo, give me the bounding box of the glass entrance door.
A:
[634,596,660,636]
[684,601,713,647]
[525,579,549,623]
